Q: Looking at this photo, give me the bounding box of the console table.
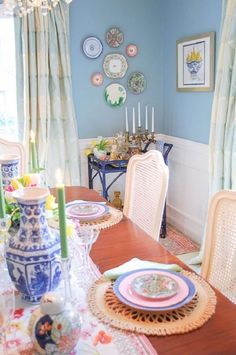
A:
[87,143,173,237]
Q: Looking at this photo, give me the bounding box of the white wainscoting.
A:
[78,135,209,246]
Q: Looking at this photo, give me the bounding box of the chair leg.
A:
[160,203,167,238]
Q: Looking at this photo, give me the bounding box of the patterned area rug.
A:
[160,225,200,255]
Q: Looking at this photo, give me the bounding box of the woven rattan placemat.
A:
[79,206,123,229]
[88,271,216,336]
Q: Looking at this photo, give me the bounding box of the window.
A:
[0,11,17,141]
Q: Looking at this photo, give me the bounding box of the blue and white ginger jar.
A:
[6,187,61,304]
[0,154,20,186]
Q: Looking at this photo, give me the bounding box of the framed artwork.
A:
[176,32,215,92]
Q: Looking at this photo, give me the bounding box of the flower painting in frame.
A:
[176,32,215,91]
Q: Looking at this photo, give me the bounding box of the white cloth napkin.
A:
[104,258,182,280]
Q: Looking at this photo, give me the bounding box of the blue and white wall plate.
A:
[82,36,103,59]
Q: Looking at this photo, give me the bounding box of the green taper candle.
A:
[56,183,68,258]
[0,166,5,219]
[30,130,38,172]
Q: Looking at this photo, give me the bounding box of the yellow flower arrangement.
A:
[186,48,202,63]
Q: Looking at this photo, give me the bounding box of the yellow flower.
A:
[90,140,97,147]
[84,148,93,156]
[11,178,22,190]
[45,195,58,210]
[21,174,32,187]
[186,48,202,63]
[66,219,75,237]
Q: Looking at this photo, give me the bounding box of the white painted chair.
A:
[0,137,26,175]
[123,150,169,241]
[201,190,236,304]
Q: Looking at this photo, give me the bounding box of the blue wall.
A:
[70,0,163,139]
[70,0,222,143]
[161,0,222,144]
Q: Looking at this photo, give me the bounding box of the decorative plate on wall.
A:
[103,53,128,79]
[82,36,103,59]
[106,27,124,48]
[126,44,138,57]
[104,83,127,108]
[128,71,146,94]
[91,72,104,86]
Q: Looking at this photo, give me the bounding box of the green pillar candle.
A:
[30,130,38,172]
[56,183,68,259]
[0,166,5,219]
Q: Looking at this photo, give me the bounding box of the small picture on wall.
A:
[176,32,215,92]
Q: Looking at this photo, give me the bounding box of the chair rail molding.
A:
[78,134,209,246]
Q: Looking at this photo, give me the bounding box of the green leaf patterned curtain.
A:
[15,3,80,186]
[209,0,236,194]
[190,0,236,265]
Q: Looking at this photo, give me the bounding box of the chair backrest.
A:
[0,137,26,176]
[201,190,236,304]
[123,150,169,241]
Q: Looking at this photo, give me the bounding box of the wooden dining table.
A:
[56,186,236,355]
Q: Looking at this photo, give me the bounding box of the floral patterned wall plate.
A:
[106,27,124,48]
[91,72,104,86]
[104,83,127,108]
[103,54,128,79]
[126,44,138,57]
[83,36,103,59]
[128,72,146,94]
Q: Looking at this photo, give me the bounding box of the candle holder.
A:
[61,257,73,303]
[127,127,158,152]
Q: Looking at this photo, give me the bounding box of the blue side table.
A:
[87,142,173,237]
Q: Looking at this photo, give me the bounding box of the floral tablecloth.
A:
[0,235,157,355]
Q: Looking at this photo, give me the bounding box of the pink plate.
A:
[118,270,189,308]
[66,202,109,221]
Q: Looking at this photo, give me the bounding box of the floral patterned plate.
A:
[82,36,103,59]
[106,27,124,48]
[104,83,127,108]
[113,269,196,311]
[126,44,138,57]
[66,202,109,221]
[103,54,128,79]
[128,71,146,94]
[131,273,178,300]
[91,72,103,86]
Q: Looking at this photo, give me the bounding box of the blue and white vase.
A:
[0,154,20,186]
[6,187,62,304]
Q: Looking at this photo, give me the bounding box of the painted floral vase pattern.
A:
[29,292,81,354]
[6,187,61,304]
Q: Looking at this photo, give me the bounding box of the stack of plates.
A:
[113,268,196,311]
[66,202,109,222]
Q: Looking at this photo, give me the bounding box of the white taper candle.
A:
[145,105,148,130]
[138,102,141,127]
[151,107,154,132]
[132,107,136,134]
[125,107,129,132]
